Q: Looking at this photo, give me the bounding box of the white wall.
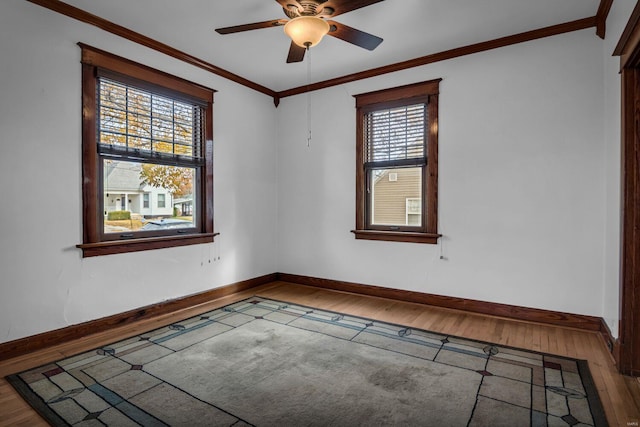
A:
[277,28,610,318]
[0,0,278,344]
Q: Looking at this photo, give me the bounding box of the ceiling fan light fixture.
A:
[284,16,330,48]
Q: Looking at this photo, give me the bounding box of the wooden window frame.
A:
[77,44,216,257]
[352,79,441,244]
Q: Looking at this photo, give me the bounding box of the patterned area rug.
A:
[8,297,608,426]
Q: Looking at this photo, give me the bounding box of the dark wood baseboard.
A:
[277,273,604,332]
[1,271,617,363]
[0,273,277,362]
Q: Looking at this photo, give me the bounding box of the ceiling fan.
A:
[215,0,385,63]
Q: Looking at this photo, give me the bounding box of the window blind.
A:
[97,78,204,166]
[364,103,427,167]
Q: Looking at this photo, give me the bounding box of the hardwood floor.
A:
[0,281,638,426]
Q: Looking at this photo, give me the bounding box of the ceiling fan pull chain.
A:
[307,45,312,148]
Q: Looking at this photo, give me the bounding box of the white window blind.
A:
[364,103,427,166]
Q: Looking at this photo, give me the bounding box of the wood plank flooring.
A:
[0,281,638,426]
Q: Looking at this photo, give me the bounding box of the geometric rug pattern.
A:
[7,297,608,426]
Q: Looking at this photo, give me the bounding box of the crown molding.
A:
[596,0,614,39]
[27,0,598,105]
[25,0,278,100]
[278,17,597,99]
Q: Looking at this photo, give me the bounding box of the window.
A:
[406,197,421,226]
[77,44,216,257]
[352,79,440,244]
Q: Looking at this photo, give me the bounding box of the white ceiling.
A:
[61,0,600,92]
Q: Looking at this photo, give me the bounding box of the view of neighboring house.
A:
[103,160,175,218]
[371,168,422,226]
[172,196,194,216]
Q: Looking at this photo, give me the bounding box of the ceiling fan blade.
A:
[286,41,306,63]
[326,21,382,50]
[215,19,287,35]
[321,0,385,17]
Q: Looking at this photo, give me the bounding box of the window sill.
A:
[77,233,218,257]
[351,229,440,244]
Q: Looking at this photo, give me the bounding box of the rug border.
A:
[255,295,593,363]
[6,295,610,427]
[577,359,609,427]
[6,373,70,427]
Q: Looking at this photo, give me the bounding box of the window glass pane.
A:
[152,117,173,144]
[128,112,152,139]
[154,141,174,154]
[103,160,196,234]
[100,107,127,135]
[370,167,422,226]
[174,103,195,145]
[152,96,174,121]
[99,80,127,110]
[174,143,192,156]
[127,87,151,115]
[100,131,125,147]
[129,136,152,151]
